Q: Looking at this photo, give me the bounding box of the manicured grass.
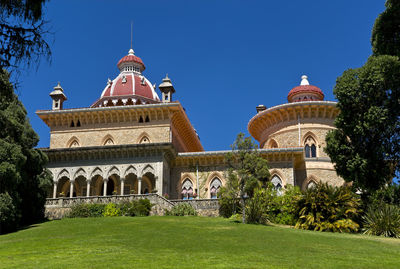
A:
[1,216,400,268]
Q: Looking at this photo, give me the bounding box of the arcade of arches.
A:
[52,167,157,198]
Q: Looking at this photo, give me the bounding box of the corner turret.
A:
[159,74,175,102]
[49,82,67,110]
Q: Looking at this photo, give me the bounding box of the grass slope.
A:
[1,216,400,268]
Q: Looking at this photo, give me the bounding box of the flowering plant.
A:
[163,193,169,199]
[193,193,198,198]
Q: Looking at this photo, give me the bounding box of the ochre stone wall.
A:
[49,122,171,148]
[263,124,335,158]
[170,163,296,199]
[170,165,228,200]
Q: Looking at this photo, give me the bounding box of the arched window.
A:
[139,136,150,144]
[271,175,283,195]
[104,138,114,145]
[268,139,278,149]
[304,135,317,158]
[305,145,310,158]
[210,178,222,199]
[181,179,193,200]
[69,140,79,148]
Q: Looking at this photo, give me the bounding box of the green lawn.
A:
[0,216,399,268]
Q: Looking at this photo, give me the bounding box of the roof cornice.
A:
[248,101,339,142]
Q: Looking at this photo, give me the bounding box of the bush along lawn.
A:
[0,216,400,268]
[67,199,152,218]
[220,182,400,239]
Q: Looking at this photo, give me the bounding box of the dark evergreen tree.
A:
[0,69,52,234]
[0,0,51,72]
[371,0,400,58]
[326,1,400,192]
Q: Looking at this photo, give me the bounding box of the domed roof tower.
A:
[91,48,160,107]
[287,75,324,103]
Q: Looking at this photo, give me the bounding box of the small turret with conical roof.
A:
[49,82,67,110]
[159,74,175,102]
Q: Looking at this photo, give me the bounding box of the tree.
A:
[0,0,51,73]
[0,69,52,233]
[325,55,400,192]
[0,0,52,233]
[371,0,400,58]
[326,2,400,193]
[221,133,270,223]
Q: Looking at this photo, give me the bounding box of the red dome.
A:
[101,74,157,100]
[287,76,324,102]
[90,49,161,108]
[117,54,145,70]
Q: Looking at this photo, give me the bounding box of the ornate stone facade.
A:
[37,48,344,209]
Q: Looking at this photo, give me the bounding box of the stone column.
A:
[69,179,75,198]
[86,179,91,197]
[120,177,125,196]
[155,175,162,196]
[53,181,58,199]
[138,177,142,194]
[103,178,108,196]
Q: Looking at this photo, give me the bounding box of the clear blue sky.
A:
[17,0,385,150]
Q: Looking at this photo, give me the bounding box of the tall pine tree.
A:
[0,69,52,233]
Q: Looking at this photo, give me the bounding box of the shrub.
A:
[295,183,361,233]
[0,192,19,233]
[228,213,242,223]
[269,185,302,225]
[68,203,106,218]
[103,203,121,217]
[245,187,275,224]
[119,199,152,217]
[135,199,152,216]
[218,186,241,218]
[368,183,400,207]
[244,184,301,225]
[362,203,400,238]
[166,203,197,216]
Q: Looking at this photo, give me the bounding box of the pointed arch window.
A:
[139,136,150,144]
[304,135,317,158]
[271,175,283,195]
[104,138,114,145]
[69,140,79,148]
[181,179,194,200]
[210,178,222,199]
[268,139,278,149]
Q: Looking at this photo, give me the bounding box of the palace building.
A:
[37,47,343,200]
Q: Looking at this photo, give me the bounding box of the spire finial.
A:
[300,75,309,86]
[129,21,135,55]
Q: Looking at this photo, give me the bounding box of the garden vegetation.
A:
[67,199,152,218]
